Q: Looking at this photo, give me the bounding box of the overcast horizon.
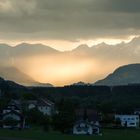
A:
[0,0,140,50]
[0,0,140,86]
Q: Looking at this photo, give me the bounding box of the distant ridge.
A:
[94,63,140,86]
[71,81,91,86]
[0,66,53,87]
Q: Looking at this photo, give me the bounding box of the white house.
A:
[37,98,55,116]
[2,104,25,129]
[73,120,100,135]
[27,98,55,116]
[73,120,93,135]
[73,109,101,135]
[115,115,139,128]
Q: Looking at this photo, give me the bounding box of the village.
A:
[0,97,140,136]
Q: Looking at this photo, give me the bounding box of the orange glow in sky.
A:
[0,36,138,86]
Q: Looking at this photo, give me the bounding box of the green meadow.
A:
[0,128,140,140]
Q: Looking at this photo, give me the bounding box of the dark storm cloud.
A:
[0,0,140,40]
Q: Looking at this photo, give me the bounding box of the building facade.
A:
[115,115,139,128]
[2,103,25,129]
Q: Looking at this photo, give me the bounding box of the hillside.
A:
[0,66,53,87]
[94,64,140,86]
[0,76,27,97]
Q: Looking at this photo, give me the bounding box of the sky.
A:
[0,0,140,50]
[0,0,140,86]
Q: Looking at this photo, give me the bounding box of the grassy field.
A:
[0,128,140,140]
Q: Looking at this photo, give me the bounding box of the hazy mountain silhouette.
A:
[13,43,59,57]
[0,37,140,86]
[72,37,140,60]
[0,66,37,86]
[0,66,53,87]
[94,63,140,86]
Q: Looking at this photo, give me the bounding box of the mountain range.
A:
[0,37,140,86]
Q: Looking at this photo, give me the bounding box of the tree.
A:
[114,118,121,128]
[26,108,51,131]
[52,98,76,133]
[26,108,46,125]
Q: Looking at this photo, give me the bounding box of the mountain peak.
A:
[15,43,48,48]
[15,43,30,47]
[128,36,140,46]
[10,43,60,57]
[73,44,89,51]
[93,42,110,49]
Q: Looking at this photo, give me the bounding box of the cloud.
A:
[0,0,140,41]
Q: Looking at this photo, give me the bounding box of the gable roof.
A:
[37,98,54,107]
[3,110,23,118]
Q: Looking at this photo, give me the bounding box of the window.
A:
[123,118,126,121]
[131,118,134,120]
[129,123,135,125]
[136,117,139,120]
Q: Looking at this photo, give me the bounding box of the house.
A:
[73,120,100,135]
[2,102,25,129]
[115,114,139,128]
[27,98,55,116]
[73,109,101,135]
[37,98,55,116]
[73,120,93,135]
[134,108,140,115]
